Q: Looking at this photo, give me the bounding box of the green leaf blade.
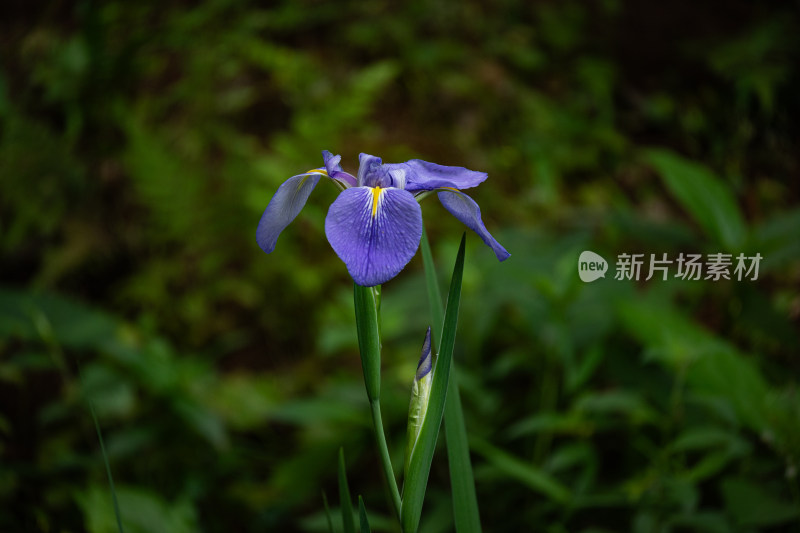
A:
[88,399,125,533]
[421,228,483,533]
[322,492,335,533]
[644,148,747,249]
[444,378,482,533]
[358,496,372,533]
[338,448,356,533]
[470,437,572,503]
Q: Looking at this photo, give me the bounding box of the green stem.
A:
[420,229,444,337]
[354,282,401,522]
[354,284,382,403]
[370,399,402,520]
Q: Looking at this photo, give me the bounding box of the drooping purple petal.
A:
[437,189,510,261]
[384,159,488,192]
[325,186,423,286]
[331,171,357,188]
[256,173,322,253]
[416,327,432,381]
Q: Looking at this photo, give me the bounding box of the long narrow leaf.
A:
[339,448,356,533]
[322,492,336,533]
[402,233,466,533]
[88,400,125,533]
[644,148,746,249]
[470,437,571,503]
[78,361,124,533]
[421,228,483,533]
[444,380,482,532]
[358,496,372,533]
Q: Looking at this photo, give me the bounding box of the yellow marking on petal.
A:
[306,167,328,175]
[371,187,382,218]
[441,186,459,192]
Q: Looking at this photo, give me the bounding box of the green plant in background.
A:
[1,1,799,532]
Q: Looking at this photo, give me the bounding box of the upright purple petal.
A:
[322,150,342,173]
[322,150,356,187]
[256,173,321,253]
[384,159,488,192]
[357,153,384,187]
[437,189,510,261]
[325,187,423,286]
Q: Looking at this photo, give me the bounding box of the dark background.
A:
[1,0,799,531]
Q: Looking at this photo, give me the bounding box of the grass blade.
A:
[88,400,125,533]
[358,496,372,533]
[322,491,336,533]
[401,233,466,533]
[421,228,483,533]
[339,448,356,533]
[77,361,124,533]
[470,437,571,503]
[443,379,482,532]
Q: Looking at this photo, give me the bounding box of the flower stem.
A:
[370,398,402,521]
[354,284,382,403]
[353,282,402,522]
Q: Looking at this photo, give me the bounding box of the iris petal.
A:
[256,173,322,253]
[437,189,510,261]
[323,150,357,187]
[322,150,342,173]
[334,172,357,188]
[357,153,384,187]
[384,159,488,192]
[325,187,423,286]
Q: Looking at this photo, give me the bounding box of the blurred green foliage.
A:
[1,0,799,531]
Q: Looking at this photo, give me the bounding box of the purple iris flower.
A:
[256,150,510,286]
